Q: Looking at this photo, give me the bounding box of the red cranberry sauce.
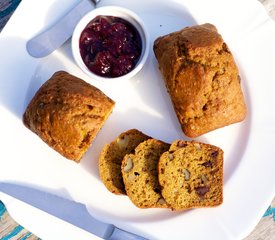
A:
[79,15,142,78]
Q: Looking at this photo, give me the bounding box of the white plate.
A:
[1,0,275,239]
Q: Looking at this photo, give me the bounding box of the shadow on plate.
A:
[87,200,192,223]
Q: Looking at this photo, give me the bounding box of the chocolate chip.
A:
[195,186,209,196]
[154,188,161,194]
[134,172,140,176]
[38,102,45,108]
[185,184,191,193]
[211,151,219,159]
[238,75,241,83]
[177,141,187,147]
[210,168,219,175]
[201,160,212,168]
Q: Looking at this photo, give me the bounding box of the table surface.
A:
[0,0,275,239]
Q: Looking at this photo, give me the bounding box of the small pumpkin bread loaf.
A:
[23,71,115,162]
[99,129,151,194]
[158,140,223,211]
[121,139,170,208]
[153,23,246,137]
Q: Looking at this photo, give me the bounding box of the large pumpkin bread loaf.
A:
[154,23,246,137]
[23,71,115,162]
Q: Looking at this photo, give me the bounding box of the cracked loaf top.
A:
[23,71,115,162]
[153,23,246,137]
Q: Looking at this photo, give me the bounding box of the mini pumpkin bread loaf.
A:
[23,71,115,162]
[158,140,223,211]
[153,23,246,137]
[99,129,151,194]
[121,139,170,208]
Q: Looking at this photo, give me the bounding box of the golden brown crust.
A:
[99,129,151,195]
[158,140,223,211]
[23,71,115,162]
[153,23,246,137]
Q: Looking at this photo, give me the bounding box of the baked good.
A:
[158,140,223,211]
[99,129,151,194]
[23,71,115,162]
[153,23,246,137]
[121,139,170,208]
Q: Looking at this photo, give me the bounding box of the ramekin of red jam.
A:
[72,6,149,81]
